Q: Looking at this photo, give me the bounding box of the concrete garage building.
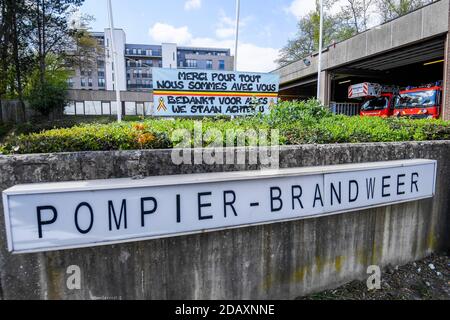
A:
[273,0,450,121]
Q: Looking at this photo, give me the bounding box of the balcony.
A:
[125,50,162,58]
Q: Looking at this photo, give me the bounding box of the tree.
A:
[26,55,70,118]
[376,0,434,22]
[340,0,376,33]
[0,0,33,121]
[277,0,357,66]
[65,14,103,75]
[27,0,85,85]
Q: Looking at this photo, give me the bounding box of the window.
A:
[97,68,105,77]
[219,60,225,70]
[98,78,105,87]
[68,78,74,88]
[361,97,389,111]
[137,49,142,55]
[206,60,213,69]
[133,48,137,55]
[396,90,438,108]
[81,78,86,87]
[186,59,197,68]
[146,49,152,56]
[88,78,93,87]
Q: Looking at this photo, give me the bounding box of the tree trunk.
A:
[37,0,45,86]
[0,99,3,124]
[11,1,26,122]
[40,0,46,86]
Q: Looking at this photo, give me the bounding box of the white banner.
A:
[152,68,279,116]
[2,160,436,253]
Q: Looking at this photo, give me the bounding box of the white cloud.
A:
[285,0,316,19]
[215,10,253,40]
[148,23,192,45]
[184,0,201,11]
[148,22,279,72]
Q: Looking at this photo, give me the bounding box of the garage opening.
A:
[330,36,446,116]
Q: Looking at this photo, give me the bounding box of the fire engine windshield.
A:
[361,97,389,111]
[396,90,437,109]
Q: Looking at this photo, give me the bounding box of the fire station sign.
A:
[152,68,279,116]
[2,160,436,254]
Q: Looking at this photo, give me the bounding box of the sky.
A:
[79,0,322,72]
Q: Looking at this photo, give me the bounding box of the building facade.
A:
[69,28,234,92]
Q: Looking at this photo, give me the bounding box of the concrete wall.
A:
[275,0,450,86]
[0,100,63,124]
[0,141,449,300]
[67,89,153,103]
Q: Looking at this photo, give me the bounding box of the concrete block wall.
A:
[0,141,449,300]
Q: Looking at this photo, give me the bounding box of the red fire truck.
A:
[348,83,398,117]
[394,82,442,119]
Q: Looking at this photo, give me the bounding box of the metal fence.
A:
[330,102,361,116]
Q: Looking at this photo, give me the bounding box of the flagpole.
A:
[234,0,240,71]
[107,0,122,122]
[317,0,324,102]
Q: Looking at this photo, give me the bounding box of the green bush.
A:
[1,100,450,155]
[1,122,171,154]
[0,123,12,141]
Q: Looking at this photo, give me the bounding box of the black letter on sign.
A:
[382,176,391,198]
[271,187,283,212]
[108,200,127,231]
[141,197,157,227]
[36,206,58,239]
[176,194,181,223]
[313,184,324,208]
[331,182,342,206]
[397,174,406,195]
[74,202,94,234]
[366,178,376,199]
[411,173,419,193]
[223,191,238,217]
[292,186,304,210]
[349,180,359,203]
[198,192,213,220]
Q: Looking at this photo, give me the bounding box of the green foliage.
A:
[1,100,450,155]
[26,55,71,116]
[0,123,12,140]
[1,122,171,154]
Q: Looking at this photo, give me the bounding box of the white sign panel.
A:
[2,160,436,254]
[152,68,279,116]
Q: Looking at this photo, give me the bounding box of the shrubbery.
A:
[1,100,450,155]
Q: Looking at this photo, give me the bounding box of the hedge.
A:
[1,100,450,155]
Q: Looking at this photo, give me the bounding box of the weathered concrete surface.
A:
[0,141,449,300]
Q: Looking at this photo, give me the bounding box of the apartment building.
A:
[69,28,235,92]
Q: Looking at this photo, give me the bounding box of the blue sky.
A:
[79,0,318,72]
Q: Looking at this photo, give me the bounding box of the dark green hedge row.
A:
[1,100,449,155]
